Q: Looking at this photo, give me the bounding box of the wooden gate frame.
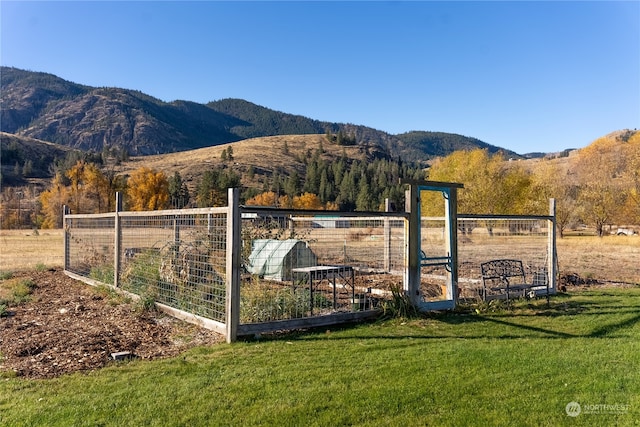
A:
[403,180,464,311]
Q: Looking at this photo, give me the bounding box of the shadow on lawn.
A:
[278,292,640,343]
[469,311,640,339]
[438,292,640,339]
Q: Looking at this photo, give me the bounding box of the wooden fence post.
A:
[404,186,420,303]
[113,192,122,288]
[446,187,459,304]
[62,205,70,272]
[226,188,241,343]
[384,198,392,272]
[548,198,557,294]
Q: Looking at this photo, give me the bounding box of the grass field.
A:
[1,230,639,425]
[0,230,64,271]
[2,229,638,284]
[556,235,640,284]
[1,288,639,426]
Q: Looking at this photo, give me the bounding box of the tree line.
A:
[2,130,638,236]
[8,145,420,228]
[424,130,640,236]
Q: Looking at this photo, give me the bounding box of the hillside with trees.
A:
[21,133,422,228]
[0,132,77,186]
[1,129,637,235]
[1,67,509,162]
[395,131,508,159]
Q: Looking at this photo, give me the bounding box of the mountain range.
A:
[1,66,517,162]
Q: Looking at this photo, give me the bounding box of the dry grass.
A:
[557,235,640,283]
[2,228,638,284]
[0,230,64,271]
[113,134,369,192]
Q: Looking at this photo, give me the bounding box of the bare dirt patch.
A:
[558,272,638,292]
[0,268,223,379]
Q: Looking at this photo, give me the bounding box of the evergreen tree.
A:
[337,170,358,210]
[22,160,33,177]
[332,159,345,187]
[270,171,282,196]
[303,161,319,194]
[168,171,190,208]
[196,167,240,207]
[284,170,300,198]
[319,169,333,203]
[356,179,372,211]
[219,168,241,189]
[197,170,220,207]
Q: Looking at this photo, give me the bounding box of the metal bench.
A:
[480,259,549,302]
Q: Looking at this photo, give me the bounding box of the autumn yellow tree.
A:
[245,191,278,207]
[278,194,293,209]
[324,201,339,211]
[293,192,324,210]
[39,173,71,228]
[574,135,630,236]
[65,160,111,213]
[126,167,170,211]
[529,161,580,238]
[619,132,640,225]
[39,160,122,227]
[425,149,532,215]
[82,162,112,212]
[246,191,337,210]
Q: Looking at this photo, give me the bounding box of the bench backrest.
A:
[481,259,526,287]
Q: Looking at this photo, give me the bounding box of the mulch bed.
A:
[0,268,223,379]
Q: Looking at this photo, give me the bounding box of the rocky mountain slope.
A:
[1,67,516,161]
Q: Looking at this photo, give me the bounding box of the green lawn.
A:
[2,288,640,426]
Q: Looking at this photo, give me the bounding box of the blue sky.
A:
[2,1,639,154]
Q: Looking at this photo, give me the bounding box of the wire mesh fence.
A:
[65,214,115,280]
[457,216,553,301]
[239,211,407,324]
[420,217,450,302]
[118,211,228,323]
[65,208,229,325]
[63,191,556,339]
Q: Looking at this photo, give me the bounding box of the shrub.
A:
[94,284,129,305]
[0,278,36,306]
[89,265,115,285]
[135,293,158,314]
[120,250,161,296]
[381,284,420,319]
[240,279,331,323]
